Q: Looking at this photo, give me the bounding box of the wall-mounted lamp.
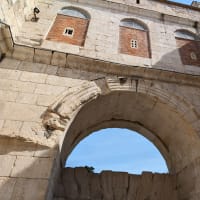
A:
[31,7,40,22]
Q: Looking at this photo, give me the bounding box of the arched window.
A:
[58,7,90,19]
[175,30,200,66]
[119,18,151,58]
[46,7,90,46]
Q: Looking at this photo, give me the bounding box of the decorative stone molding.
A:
[42,81,102,137]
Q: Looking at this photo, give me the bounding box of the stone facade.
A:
[0,0,200,200]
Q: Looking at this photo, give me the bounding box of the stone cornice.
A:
[4,43,200,88]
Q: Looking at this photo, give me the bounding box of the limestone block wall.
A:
[0,44,200,199]
[13,0,198,75]
[0,0,38,37]
[0,137,56,200]
[1,0,200,74]
[54,167,178,200]
[0,58,93,200]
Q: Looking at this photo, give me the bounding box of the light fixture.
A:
[31,7,40,22]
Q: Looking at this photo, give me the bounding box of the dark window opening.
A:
[136,0,140,4]
[63,28,74,37]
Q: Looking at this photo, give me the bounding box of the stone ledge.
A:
[4,44,200,88]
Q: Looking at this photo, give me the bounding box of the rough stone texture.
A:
[55,167,178,200]
[0,0,200,200]
[2,0,199,74]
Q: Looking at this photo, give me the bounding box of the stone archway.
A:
[43,77,200,200]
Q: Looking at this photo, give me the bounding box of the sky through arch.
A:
[66,128,168,174]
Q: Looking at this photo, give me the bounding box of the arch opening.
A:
[53,90,200,200]
[60,91,200,174]
[65,128,169,174]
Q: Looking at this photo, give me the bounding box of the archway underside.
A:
[61,91,200,175]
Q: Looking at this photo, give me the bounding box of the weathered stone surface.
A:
[18,61,47,73]
[127,175,141,200]
[16,92,38,105]
[34,49,52,65]
[51,52,67,68]
[20,71,47,84]
[101,171,114,200]
[11,156,53,179]
[12,45,34,61]
[0,58,20,70]
[112,172,129,200]
[62,168,79,199]
[0,102,46,122]
[0,0,200,200]
[10,178,48,200]
[89,173,102,200]
[0,155,16,176]
[75,167,90,200]
[0,177,16,200]
[35,84,66,96]
[58,168,179,200]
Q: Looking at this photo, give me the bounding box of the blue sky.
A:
[170,0,195,4]
[66,128,168,174]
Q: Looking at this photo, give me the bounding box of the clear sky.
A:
[66,128,168,174]
[170,0,195,5]
[66,0,196,175]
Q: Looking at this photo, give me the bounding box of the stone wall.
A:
[1,0,200,74]
[0,137,57,200]
[0,0,38,37]
[0,1,200,199]
[13,0,198,75]
[0,41,200,199]
[54,167,178,200]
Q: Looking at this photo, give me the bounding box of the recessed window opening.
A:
[66,128,168,174]
[120,19,147,31]
[131,39,138,48]
[136,0,140,4]
[175,30,197,40]
[63,27,74,37]
[59,7,90,19]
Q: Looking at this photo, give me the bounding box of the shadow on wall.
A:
[0,136,59,200]
[152,40,200,73]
